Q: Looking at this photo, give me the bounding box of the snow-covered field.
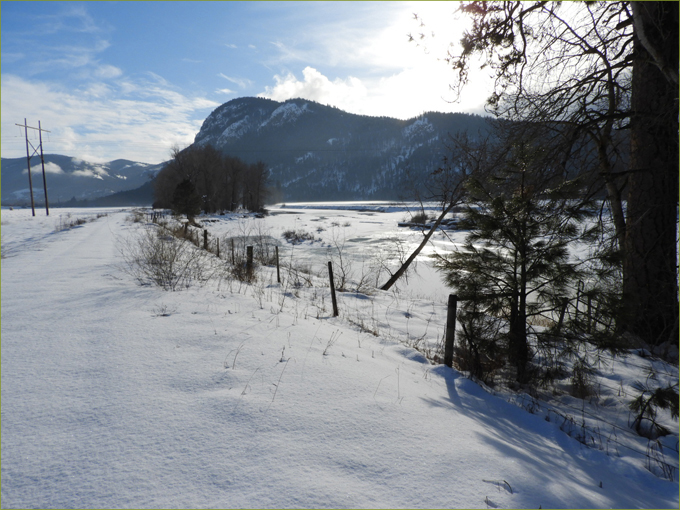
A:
[1,204,678,509]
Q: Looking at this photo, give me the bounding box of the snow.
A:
[220,117,251,141]
[294,152,316,164]
[1,205,678,509]
[262,102,309,128]
[403,118,435,140]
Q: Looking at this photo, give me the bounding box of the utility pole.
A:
[15,119,51,216]
[38,121,50,215]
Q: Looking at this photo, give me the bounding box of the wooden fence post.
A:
[575,280,583,321]
[203,229,208,250]
[216,238,220,258]
[444,294,457,368]
[328,261,339,317]
[556,297,569,332]
[275,246,281,284]
[231,239,235,265]
[246,245,254,279]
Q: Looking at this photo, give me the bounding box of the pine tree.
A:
[172,179,202,220]
[435,142,598,384]
[425,0,678,349]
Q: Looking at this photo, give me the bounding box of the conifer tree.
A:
[422,0,678,349]
[172,179,202,220]
[435,141,598,383]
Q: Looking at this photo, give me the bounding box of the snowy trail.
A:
[2,211,678,509]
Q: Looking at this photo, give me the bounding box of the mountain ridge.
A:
[192,97,491,201]
[1,97,492,206]
[1,154,165,206]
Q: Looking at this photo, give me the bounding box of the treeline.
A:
[153,144,269,213]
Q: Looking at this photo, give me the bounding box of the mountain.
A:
[0,154,165,206]
[192,97,491,201]
[1,98,492,207]
[85,179,156,207]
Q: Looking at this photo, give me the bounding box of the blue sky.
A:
[1,1,491,163]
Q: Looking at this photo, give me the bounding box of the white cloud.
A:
[22,162,65,175]
[2,52,25,64]
[258,2,492,119]
[83,82,112,98]
[218,73,253,89]
[94,64,123,79]
[71,164,109,179]
[45,162,64,174]
[260,67,367,111]
[38,4,105,35]
[72,169,103,179]
[1,74,220,164]
[259,64,491,120]
[216,88,236,95]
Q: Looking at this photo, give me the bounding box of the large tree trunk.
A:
[624,1,679,347]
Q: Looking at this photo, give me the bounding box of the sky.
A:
[1,1,493,164]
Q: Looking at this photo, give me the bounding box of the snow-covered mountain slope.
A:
[192,97,491,201]
[0,154,165,205]
[1,206,677,509]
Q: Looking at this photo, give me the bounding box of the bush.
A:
[119,224,210,290]
[282,229,317,245]
[172,179,202,219]
[410,211,430,224]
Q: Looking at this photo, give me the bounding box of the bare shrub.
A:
[326,225,353,291]
[375,237,416,287]
[119,224,211,290]
[570,358,596,399]
[282,229,317,245]
[126,210,145,224]
[55,213,90,232]
[228,258,257,283]
[222,220,278,268]
[410,211,430,224]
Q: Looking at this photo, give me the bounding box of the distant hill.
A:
[1,98,492,207]
[192,97,491,201]
[1,154,165,206]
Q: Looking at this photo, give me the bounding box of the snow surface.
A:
[403,118,435,140]
[262,102,309,128]
[1,205,678,509]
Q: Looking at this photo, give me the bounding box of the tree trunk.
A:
[380,203,455,291]
[624,1,679,346]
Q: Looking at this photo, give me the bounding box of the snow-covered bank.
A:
[1,207,678,508]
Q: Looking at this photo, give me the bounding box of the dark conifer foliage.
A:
[171,179,202,219]
[435,138,599,384]
[430,1,677,349]
[154,144,269,214]
[424,1,677,426]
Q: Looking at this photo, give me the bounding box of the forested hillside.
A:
[191,97,491,201]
